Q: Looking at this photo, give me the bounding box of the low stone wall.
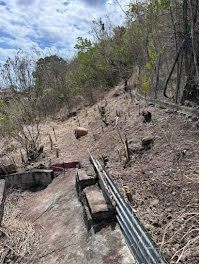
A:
[5,169,54,191]
[0,179,6,225]
[76,160,115,232]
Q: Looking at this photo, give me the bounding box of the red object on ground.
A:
[6,164,17,174]
[0,164,17,176]
[74,127,88,139]
[51,162,79,172]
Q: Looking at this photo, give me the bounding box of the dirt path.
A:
[19,169,135,264]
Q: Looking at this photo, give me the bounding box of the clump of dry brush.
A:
[160,208,199,264]
[0,191,40,264]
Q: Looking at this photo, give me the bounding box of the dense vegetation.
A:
[0,0,198,158]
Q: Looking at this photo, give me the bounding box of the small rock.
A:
[145,223,154,230]
[142,136,154,150]
[142,111,152,123]
[191,116,198,122]
[74,127,88,139]
[167,215,172,220]
[165,109,177,114]
[112,92,120,97]
[152,221,161,228]
[184,100,195,107]
[67,111,77,118]
[150,199,159,207]
[159,105,166,109]
[128,143,143,154]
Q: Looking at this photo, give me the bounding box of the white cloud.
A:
[0,47,17,64]
[0,0,131,63]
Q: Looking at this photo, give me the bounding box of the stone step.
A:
[76,159,115,232]
[78,159,96,176]
[76,169,97,194]
[83,185,115,223]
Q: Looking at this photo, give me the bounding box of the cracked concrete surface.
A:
[19,169,135,264]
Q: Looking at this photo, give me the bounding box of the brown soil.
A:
[1,83,199,263]
[87,88,199,264]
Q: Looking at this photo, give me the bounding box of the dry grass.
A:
[0,191,40,264]
[160,210,199,263]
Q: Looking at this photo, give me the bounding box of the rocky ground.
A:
[1,83,199,263]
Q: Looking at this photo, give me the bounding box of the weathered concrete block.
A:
[0,180,6,225]
[83,185,115,223]
[77,169,97,188]
[76,169,97,201]
[78,159,96,176]
[5,169,54,191]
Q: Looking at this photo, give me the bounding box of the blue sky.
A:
[0,0,130,63]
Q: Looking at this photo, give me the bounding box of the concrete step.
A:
[76,159,115,232]
[76,169,97,198]
[78,159,96,176]
[83,185,115,223]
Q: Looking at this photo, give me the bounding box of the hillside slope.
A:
[43,86,199,264]
[1,83,199,263]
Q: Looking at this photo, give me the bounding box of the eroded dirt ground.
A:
[1,84,199,263]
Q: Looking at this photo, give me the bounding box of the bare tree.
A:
[0,51,43,163]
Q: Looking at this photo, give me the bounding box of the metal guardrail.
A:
[89,153,167,264]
